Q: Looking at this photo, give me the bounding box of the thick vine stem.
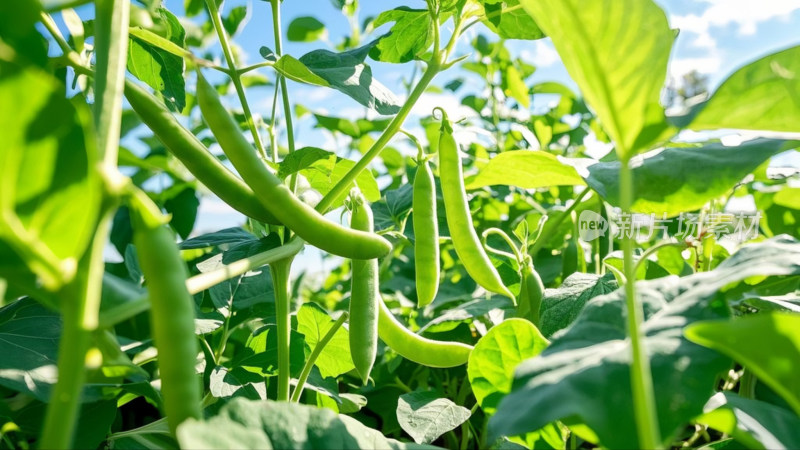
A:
[271,258,293,401]
[619,160,663,450]
[290,312,349,402]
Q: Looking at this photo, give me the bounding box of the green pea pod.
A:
[348,193,379,384]
[378,298,473,368]
[124,80,281,225]
[413,158,440,307]
[195,72,392,260]
[437,110,513,299]
[130,206,202,436]
[516,262,545,326]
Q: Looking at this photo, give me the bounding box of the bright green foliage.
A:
[287,16,326,42]
[396,391,471,444]
[686,312,800,415]
[519,0,674,158]
[466,150,585,190]
[692,46,800,132]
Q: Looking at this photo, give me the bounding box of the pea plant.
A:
[1,0,799,448]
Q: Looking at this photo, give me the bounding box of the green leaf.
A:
[176,397,427,449]
[0,298,61,400]
[369,7,434,64]
[539,272,617,338]
[296,304,354,378]
[503,65,530,108]
[466,150,585,190]
[468,318,548,415]
[222,5,248,36]
[301,155,381,206]
[519,0,674,157]
[272,54,330,86]
[396,391,472,444]
[127,7,186,112]
[685,312,800,415]
[691,46,800,133]
[582,139,796,217]
[697,392,800,450]
[480,0,545,40]
[209,366,266,400]
[0,59,101,292]
[287,16,326,42]
[105,420,177,450]
[236,325,308,378]
[298,41,402,115]
[490,236,800,449]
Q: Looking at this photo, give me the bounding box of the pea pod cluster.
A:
[195,72,392,260]
[348,192,379,384]
[124,80,281,225]
[412,155,440,307]
[437,109,513,299]
[130,205,202,436]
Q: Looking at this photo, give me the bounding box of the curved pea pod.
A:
[130,209,202,436]
[516,262,545,326]
[195,72,391,260]
[124,80,281,225]
[437,110,513,299]
[377,298,473,368]
[413,158,440,307]
[348,193,379,384]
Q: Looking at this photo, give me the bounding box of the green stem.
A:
[271,258,293,401]
[633,239,684,275]
[290,312,349,402]
[619,161,662,450]
[268,0,298,192]
[315,63,441,213]
[205,0,267,159]
[529,189,591,256]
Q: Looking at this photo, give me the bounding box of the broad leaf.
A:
[480,0,545,40]
[296,304,354,379]
[691,46,800,133]
[468,318,548,415]
[539,273,617,338]
[685,312,800,415]
[127,7,186,112]
[0,59,100,293]
[209,366,266,400]
[697,392,800,450]
[369,7,434,64]
[466,150,585,190]
[582,139,796,217]
[287,16,326,42]
[0,298,60,400]
[176,397,427,449]
[490,236,800,449]
[519,0,674,157]
[236,325,308,378]
[396,391,471,444]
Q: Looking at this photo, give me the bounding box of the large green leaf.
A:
[127,7,186,112]
[697,392,800,450]
[0,298,61,400]
[287,16,326,42]
[490,236,800,449]
[296,304,354,379]
[539,273,617,338]
[176,397,430,449]
[282,41,402,115]
[685,312,800,415]
[369,7,434,64]
[519,0,674,157]
[468,318,548,415]
[582,139,796,217]
[466,150,585,190]
[0,58,100,293]
[480,0,545,40]
[691,46,800,133]
[396,391,471,444]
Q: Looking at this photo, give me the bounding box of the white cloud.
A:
[668,55,723,78]
[519,40,560,68]
[671,0,800,39]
